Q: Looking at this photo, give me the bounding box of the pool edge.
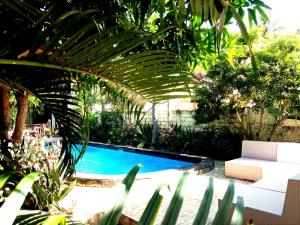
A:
[73,142,214,187]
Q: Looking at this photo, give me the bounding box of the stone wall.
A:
[140,109,300,142]
[272,124,300,142]
[141,109,196,128]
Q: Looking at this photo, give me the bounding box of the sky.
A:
[268,0,300,32]
[228,0,300,33]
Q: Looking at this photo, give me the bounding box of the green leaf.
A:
[42,215,67,225]
[216,6,228,52]
[160,172,189,225]
[254,0,271,10]
[0,172,11,189]
[0,173,39,225]
[248,8,257,26]
[0,0,37,23]
[230,196,244,225]
[209,0,218,24]
[255,6,269,22]
[248,10,253,30]
[237,7,245,18]
[58,181,75,201]
[177,0,185,35]
[203,0,210,21]
[100,164,141,225]
[192,177,214,225]
[13,213,49,225]
[230,6,257,77]
[198,0,204,19]
[138,185,164,225]
[212,181,235,225]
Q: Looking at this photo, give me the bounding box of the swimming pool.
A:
[75,145,195,175]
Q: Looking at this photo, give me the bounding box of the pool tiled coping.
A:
[73,142,214,187]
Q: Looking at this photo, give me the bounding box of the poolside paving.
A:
[60,160,253,225]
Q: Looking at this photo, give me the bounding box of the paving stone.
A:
[60,161,252,225]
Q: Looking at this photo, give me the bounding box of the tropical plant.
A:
[159,123,184,151]
[155,123,242,159]
[99,165,244,225]
[0,172,39,225]
[194,31,300,141]
[31,158,75,211]
[0,166,249,225]
[136,123,153,148]
[182,125,242,159]
[0,138,74,211]
[0,172,83,225]
[119,124,139,147]
[0,0,198,176]
[120,0,270,71]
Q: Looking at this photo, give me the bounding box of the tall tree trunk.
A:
[267,117,285,141]
[255,107,265,140]
[11,91,29,144]
[151,103,158,149]
[0,86,10,142]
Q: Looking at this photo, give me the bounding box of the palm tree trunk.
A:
[0,86,10,142]
[11,91,29,144]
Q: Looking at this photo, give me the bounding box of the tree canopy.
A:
[194,29,300,140]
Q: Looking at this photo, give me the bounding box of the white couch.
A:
[224,140,300,224]
[225,140,300,187]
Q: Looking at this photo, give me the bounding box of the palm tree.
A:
[0,0,193,174]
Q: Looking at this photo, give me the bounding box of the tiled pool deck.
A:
[60,160,252,225]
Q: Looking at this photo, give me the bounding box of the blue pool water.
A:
[75,145,193,175]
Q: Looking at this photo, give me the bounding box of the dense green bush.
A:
[182,125,242,160]
[0,141,72,211]
[88,113,102,142]
[158,124,242,160]
[136,123,153,148]
[88,117,242,160]
[119,124,138,146]
[88,110,123,143]
[159,123,185,151]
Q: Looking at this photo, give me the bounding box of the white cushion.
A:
[233,183,285,216]
[225,158,300,190]
[252,177,288,193]
[225,158,266,181]
[242,140,278,161]
[262,162,300,177]
[277,142,300,164]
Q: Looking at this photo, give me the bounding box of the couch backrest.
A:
[277,142,300,164]
[242,140,278,161]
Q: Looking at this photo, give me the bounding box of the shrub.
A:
[136,123,153,148]
[157,123,242,160]
[0,140,72,211]
[87,114,242,160]
[88,110,123,143]
[119,124,139,146]
[158,123,185,151]
[108,127,124,145]
[182,125,242,160]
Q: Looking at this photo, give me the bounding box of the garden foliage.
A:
[87,112,242,160]
[194,31,300,141]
